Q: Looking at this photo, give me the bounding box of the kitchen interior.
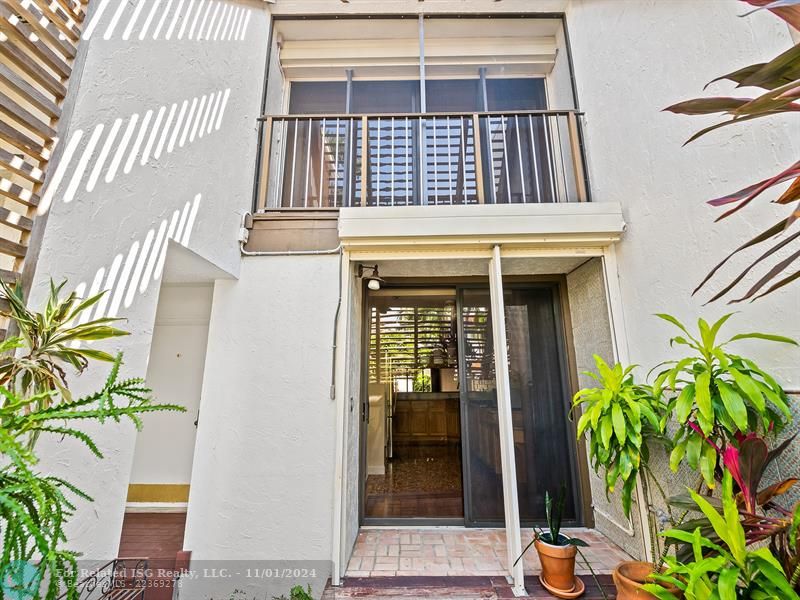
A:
[364,289,464,520]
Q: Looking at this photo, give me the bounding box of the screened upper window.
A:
[289,78,547,115]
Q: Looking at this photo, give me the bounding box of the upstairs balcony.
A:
[254,109,588,211]
[245,14,612,253]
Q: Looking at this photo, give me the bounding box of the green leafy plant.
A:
[540,485,587,548]
[653,313,795,489]
[272,585,313,600]
[643,471,799,599]
[0,282,184,600]
[515,486,611,600]
[667,432,800,587]
[572,355,666,519]
[515,486,587,562]
[664,0,800,302]
[0,279,129,408]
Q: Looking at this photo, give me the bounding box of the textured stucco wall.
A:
[567,0,800,559]
[566,258,645,559]
[26,0,800,570]
[567,0,800,384]
[183,256,339,571]
[129,284,213,486]
[29,0,270,559]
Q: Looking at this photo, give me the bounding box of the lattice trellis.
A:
[0,0,89,333]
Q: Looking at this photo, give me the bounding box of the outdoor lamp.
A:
[358,264,384,291]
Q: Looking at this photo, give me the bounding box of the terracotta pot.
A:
[534,538,578,593]
[612,561,682,599]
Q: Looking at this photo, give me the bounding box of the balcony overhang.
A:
[338,202,626,257]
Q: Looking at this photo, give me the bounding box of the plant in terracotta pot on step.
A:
[515,485,592,599]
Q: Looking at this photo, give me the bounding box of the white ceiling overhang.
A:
[338,203,627,259]
[275,18,560,80]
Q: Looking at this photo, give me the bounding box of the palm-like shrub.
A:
[0,279,128,407]
[573,355,666,519]
[652,314,796,489]
[0,282,184,599]
[645,472,800,600]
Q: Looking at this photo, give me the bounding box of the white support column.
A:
[601,244,654,563]
[331,250,351,585]
[489,245,526,596]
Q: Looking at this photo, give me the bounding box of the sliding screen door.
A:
[459,286,578,525]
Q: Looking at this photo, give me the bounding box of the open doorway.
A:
[363,289,463,521]
[360,282,583,527]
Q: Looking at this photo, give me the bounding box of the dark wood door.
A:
[118,512,186,600]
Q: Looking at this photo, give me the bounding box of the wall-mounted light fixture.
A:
[358,264,384,291]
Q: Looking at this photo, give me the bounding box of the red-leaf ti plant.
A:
[664,0,800,303]
[669,432,800,588]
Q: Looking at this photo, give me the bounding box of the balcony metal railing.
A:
[254,110,588,211]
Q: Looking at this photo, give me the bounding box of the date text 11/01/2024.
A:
[175,568,319,580]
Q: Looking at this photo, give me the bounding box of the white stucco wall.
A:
[26,0,800,575]
[567,0,800,385]
[183,256,339,568]
[129,284,213,486]
[29,0,271,559]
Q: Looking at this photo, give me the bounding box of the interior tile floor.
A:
[365,444,463,519]
[345,527,631,578]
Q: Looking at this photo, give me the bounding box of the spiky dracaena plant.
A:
[664,1,800,302]
[0,279,129,405]
[652,314,796,490]
[0,282,184,599]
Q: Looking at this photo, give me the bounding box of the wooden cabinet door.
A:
[428,400,447,439]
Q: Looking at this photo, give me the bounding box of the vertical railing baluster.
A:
[334,117,340,207]
[501,115,511,203]
[432,116,438,205]
[567,112,588,202]
[304,118,311,208]
[459,116,467,203]
[319,118,326,207]
[515,115,526,204]
[543,115,556,203]
[361,116,368,207]
[290,117,299,207]
[256,117,272,212]
[405,116,411,204]
[419,116,427,205]
[529,115,541,203]
[377,116,381,206]
[487,116,497,204]
[554,115,569,203]
[391,116,395,207]
[446,116,453,204]
[472,114,485,204]
[347,117,354,207]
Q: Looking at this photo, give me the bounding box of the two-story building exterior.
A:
[5,0,798,597]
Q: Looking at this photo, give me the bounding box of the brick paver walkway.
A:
[345,527,631,578]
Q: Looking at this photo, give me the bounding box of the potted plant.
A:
[643,471,800,600]
[515,485,589,598]
[571,355,675,599]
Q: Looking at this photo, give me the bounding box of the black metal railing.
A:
[57,558,149,600]
[254,110,588,211]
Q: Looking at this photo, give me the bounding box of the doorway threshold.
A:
[324,574,616,599]
[346,527,630,578]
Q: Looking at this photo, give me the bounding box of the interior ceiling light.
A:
[358,264,385,291]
